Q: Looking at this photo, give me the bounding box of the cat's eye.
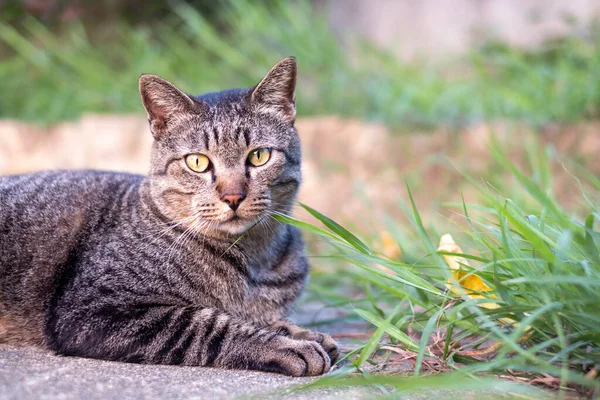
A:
[185,154,211,173]
[248,148,271,167]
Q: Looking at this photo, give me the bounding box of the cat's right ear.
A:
[139,74,202,139]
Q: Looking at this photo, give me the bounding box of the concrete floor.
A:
[0,306,371,400]
[0,344,370,400]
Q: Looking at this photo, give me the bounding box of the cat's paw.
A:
[270,321,340,363]
[265,336,331,377]
[288,330,339,363]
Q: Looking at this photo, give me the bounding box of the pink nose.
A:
[221,192,246,211]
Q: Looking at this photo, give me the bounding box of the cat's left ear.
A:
[250,57,297,123]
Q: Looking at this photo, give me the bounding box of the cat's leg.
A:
[270,320,339,362]
[48,305,331,376]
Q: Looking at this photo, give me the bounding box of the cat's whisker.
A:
[257,215,276,239]
[163,218,206,285]
[147,208,200,228]
[165,216,205,264]
[139,211,202,240]
[175,220,204,259]
[139,210,205,253]
[264,210,294,233]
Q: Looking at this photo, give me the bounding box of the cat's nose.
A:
[221,192,246,211]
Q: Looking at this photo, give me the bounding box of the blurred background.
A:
[1,0,599,231]
[1,1,600,390]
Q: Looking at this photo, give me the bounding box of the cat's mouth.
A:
[199,207,266,236]
[215,212,257,235]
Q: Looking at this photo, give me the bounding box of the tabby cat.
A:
[0,57,339,376]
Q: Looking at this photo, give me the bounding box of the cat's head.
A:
[139,57,301,237]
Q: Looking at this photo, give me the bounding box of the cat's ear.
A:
[139,74,202,138]
[250,57,297,123]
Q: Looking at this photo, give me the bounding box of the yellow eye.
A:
[248,148,271,167]
[185,154,210,173]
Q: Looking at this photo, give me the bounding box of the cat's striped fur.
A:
[0,58,339,376]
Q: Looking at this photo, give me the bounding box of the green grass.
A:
[281,138,600,397]
[1,1,600,127]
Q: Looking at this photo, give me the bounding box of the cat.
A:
[0,57,339,376]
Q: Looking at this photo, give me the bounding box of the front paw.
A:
[289,330,339,363]
[270,322,340,363]
[263,336,331,377]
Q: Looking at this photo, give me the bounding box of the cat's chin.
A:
[213,216,256,236]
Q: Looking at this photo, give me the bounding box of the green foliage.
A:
[285,139,600,396]
[1,1,600,127]
[0,0,226,29]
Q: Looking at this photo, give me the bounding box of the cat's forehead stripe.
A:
[201,128,209,150]
[212,126,220,147]
[242,127,251,147]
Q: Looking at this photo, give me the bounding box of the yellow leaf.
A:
[438,234,491,294]
[438,234,516,325]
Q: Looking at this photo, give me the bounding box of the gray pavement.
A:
[0,305,372,400]
[1,344,538,400]
[0,344,369,400]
